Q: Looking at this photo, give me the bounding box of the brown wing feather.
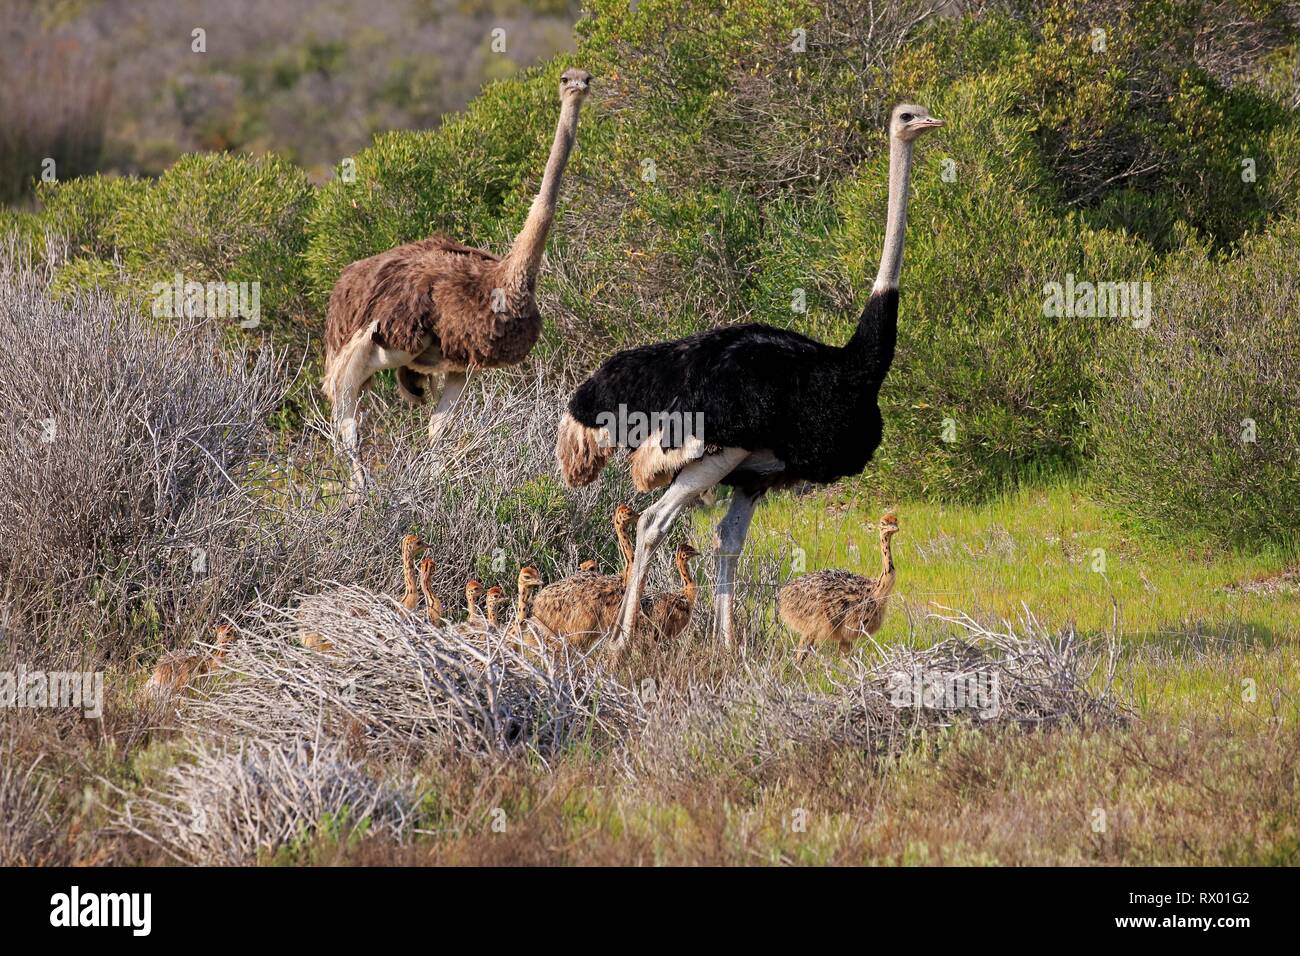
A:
[324,235,503,360]
[532,571,625,650]
[778,569,885,643]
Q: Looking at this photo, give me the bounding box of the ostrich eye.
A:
[900,113,913,122]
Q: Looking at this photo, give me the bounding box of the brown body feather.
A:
[639,543,699,643]
[777,514,899,657]
[324,236,540,372]
[147,625,234,697]
[532,504,637,650]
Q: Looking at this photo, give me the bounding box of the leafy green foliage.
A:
[117,152,315,337]
[1089,219,1300,548]
[34,174,148,261]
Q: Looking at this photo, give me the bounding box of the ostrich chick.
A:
[484,586,505,629]
[531,503,638,650]
[506,566,545,648]
[777,513,900,660]
[146,624,235,698]
[639,543,700,644]
[399,534,431,611]
[418,557,443,625]
[464,579,485,624]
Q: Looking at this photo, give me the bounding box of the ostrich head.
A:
[579,559,597,572]
[677,542,700,562]
[401,533,429,560]
[485,585,504,603]
[879,512,901,538]
[890,103,944,143]
[560,68,593,102]
[214,624,234,648]
[518,566,543,591]
[465,579,483,602]
[614,503,640,531]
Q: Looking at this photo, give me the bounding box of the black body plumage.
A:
[566,289,899,495]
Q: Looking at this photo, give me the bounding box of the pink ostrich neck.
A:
[500,97,582,295]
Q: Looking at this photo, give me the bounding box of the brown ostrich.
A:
[531,503,638,650]
[505,566,545,648]
[418,557,443,625]
[578,559,597,572]
[777,513,900,660]
[323,68,593,494]
[639,542,700,644]
[146,624,235,698]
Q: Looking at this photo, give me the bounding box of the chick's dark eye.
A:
[900,113,913,121]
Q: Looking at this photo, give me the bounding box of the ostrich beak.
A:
[911,117,945,131]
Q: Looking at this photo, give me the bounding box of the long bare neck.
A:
[501,98,581,291]
[873,136,913,294]
[875,534,897,598]
[678,555,697,606]
[486,599,499,628]
[467,591,481,622]
[846,134,913,367]
[515,586,534,626]
[617,522,635,587]
[401,551,420,609]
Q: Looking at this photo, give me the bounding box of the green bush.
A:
[1089,219,1300,549]
[116,152,315,339]
[34,174,147,260]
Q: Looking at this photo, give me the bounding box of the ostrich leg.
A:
[427,370,468,444]
[328,336,380,503]
[713,489,761,648]
[610,448,749,660]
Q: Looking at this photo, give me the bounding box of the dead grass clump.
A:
[186,589,646,759]
[122,738,413,865]
[638,606,1125,783]
[0,749,65,865]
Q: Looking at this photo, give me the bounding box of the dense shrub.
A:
[34,174,147,261]
[116,152,315,339]
[1089,219,1300,548]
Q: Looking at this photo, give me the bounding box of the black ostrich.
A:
[556,103,944,655]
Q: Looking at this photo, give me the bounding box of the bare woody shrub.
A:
[0,252,282,666]
[636,606,1125,782]
[283,369,641,618]
[186,591,645,759]
[122,739,414,865]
